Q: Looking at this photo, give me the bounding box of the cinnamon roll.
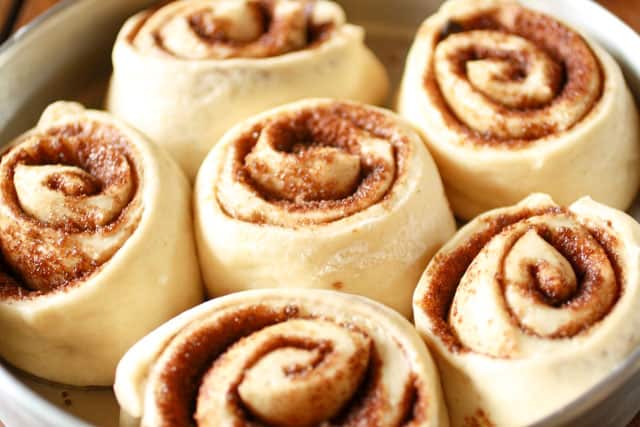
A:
[194,99,456,317]
[397,0,640,220]
[413,193,640,426]
[0,102,202,386]
[115,289,449,427]
[107,0,389,180]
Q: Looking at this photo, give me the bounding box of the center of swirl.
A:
[504,229,578,306]
[245,118,397,203]
[196,319,371,427]
[146,303,427,427]
[447,214,618,357]
[13,157,132,230]
[0,122,140,293]
[216,104,405,227]
[427,4,602,142]
[44,168,102,196]
[188,3,266,44]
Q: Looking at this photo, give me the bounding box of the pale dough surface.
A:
[0,102,202,386]
[397,0,640,220]
[413,193,640,426]
[115,289,449,427]
[194,98,456,318]
[108,0,389,180]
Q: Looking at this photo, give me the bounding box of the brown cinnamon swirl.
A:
[131,0,332,60]
[397,0,640,220]
[0,102,202,386]
[107,0,389,180]
[412,193,640,426]
[194,99,455,317]
[115,289,449,427]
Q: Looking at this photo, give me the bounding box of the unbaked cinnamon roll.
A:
[413,193,640,426]
[194,99,455,317]
[397,0,640,220]
[107,0,389,180]
[0,102,202,386]
[115,289,449,427]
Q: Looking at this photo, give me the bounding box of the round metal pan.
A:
[0,0,639,425]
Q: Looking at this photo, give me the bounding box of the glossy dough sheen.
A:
[114,289,449,427]
[107,0,389,180]
[413,193,640,426]
[194,99,456,317]
[397,0,640,220]
[0,102,202,386]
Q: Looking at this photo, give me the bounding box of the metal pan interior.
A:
[0,0,639,426]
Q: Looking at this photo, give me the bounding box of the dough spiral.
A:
[194,99,455,317]
[0,102,202,386]
[115,289,449,427]
[413,193,640,426]
[108,0,389,179]
[397,0,640,219]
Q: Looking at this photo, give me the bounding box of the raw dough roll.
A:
[108,0,389,180]
[194,98,455,317]
[413,193,640,426]
[397,0,640,220]
[0,102,202,386]
[115,289,449,427]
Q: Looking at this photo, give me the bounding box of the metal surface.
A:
[0,0,639,426]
